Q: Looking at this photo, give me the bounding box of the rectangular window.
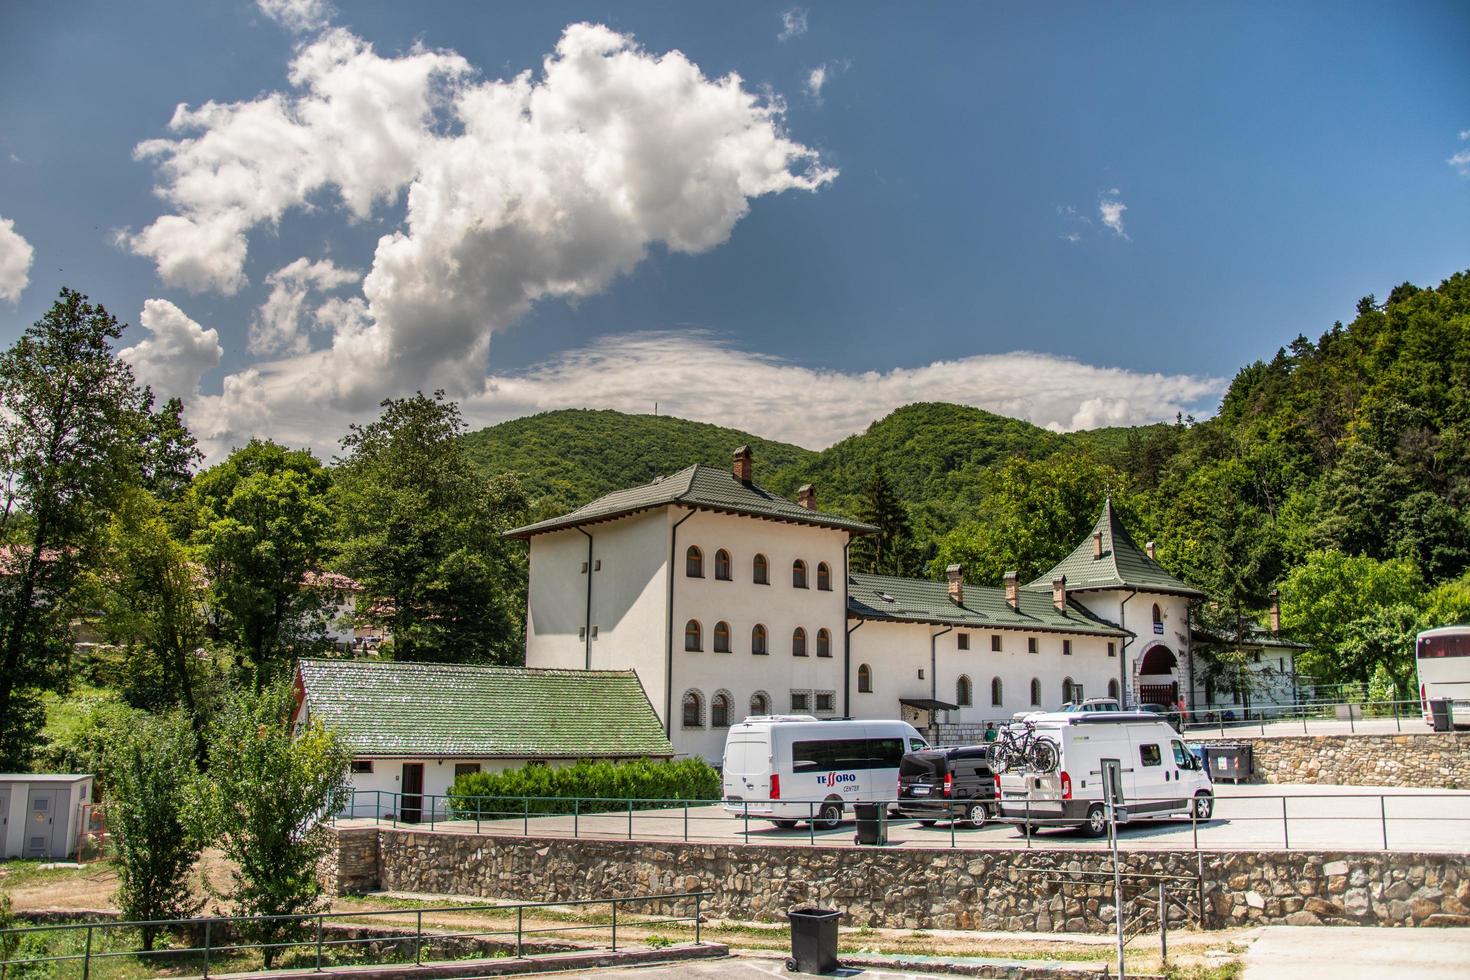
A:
[580,561,589,573]
[957,633,970,650]
[1027,637,1038,654]
[1139,743,1162,767]
[578,626,586,640]
[1108,642,1116,658]
[815,692,834,712]
[590,625,599,639]
[594,559,602,571]
[454,763,481,780]
[791,691,810,712]
[991,634,1002,652]
[1063,639,1072,656]
[350,760,373,774]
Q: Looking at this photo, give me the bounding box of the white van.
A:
[721,716,928,828]
[995,712,1212,837]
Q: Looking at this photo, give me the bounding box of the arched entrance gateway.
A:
[1137,644,1179,708]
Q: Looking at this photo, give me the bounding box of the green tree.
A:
[0,288,147,767]
[108,712,203,951]
[335,392,529,663]
[139,393,202,505]
[191,440,334,685]
[1279,550,1423,684]
[848,468,919,577]
[199,681,349,967]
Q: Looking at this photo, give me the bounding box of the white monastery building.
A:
[509,448,1208,763]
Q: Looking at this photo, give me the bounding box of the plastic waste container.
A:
[786,906,840,974]
[853,802,888,846]
[1430,698,1454,732]
[1203,743,1252,782]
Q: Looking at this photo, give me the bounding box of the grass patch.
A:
[0,859,113,890]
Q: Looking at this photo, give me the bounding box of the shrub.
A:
[447,758,719,819]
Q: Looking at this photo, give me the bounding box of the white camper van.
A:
[721,716,928,828]
[995,712,1212,837]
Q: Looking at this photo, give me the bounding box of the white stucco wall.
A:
[1072,590,1193,709]
[1190,647,1301,713]
[342,757,593,818]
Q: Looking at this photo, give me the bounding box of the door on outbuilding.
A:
[401,763,424,823]
[24,788,61,858]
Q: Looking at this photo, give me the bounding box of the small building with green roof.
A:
[293,658,671,819]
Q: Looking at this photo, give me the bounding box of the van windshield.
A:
[723,739,765,776]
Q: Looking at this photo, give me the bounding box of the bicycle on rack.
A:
[985,721,1059,774]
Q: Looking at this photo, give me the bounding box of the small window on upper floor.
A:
[686,545,703,578]
[1152,603,1163,624]
[713,621,731,653]
[816,628,831,658]
[715,549,732,581]
[956,675,972,707]
[684,619,702,652]
[351,760,373,774]
[1027,636,1038,654]
[751,623,769,655]
[1108,642,1116,658]
[753,553,769,585]
[858,664,872,693]
[793,559,808,589]
[991,634,1002,652]
[1063,639,1072,656]
[817,562,832,591]
[957,633,969,650]
[792,626,808,657]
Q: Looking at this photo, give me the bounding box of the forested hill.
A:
[459,409,816,517]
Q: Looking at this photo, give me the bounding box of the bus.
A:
[1415,626,1470,726]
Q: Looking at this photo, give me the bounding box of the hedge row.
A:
[446,758,721,818]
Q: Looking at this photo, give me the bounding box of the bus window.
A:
[868,737,903,769]
[792,740,835,773]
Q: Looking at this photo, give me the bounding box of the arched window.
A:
[686,546,703,578]
[711,691,731,728]
[792,626,808,657]
[749,691,770,716]
[714,549,732,581]
[1107,678,1120,701]
[817,562,832,591]
[816,628,831,658]
[751,624,768,655]
[753,553,769,585]
[1152,603,1163,624]
[957,675,972,707]
[713,621,731,653]
[1030,678,1042,706]
[858,664,872,693]
[1062,677,1075,704]
[792,559,808,589]
[684,619,702,652]
[990,677,1003,706]
[681,690,703,728]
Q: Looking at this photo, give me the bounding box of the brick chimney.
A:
[1269,589,1281,634]
[946,564,964,605]
[1004,570,1019,610]
[1146,540,1156,561]
[1052,575,1067,611]
[1093,531,1103,560]
[732,445,753,484]
[797,484,816,510]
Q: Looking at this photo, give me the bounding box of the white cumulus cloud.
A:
[127,23,836,412]
[1451,129,1470,178]
[1098,188,1129,239]
[257,0,333,34]
[0,215,35,303]
[779,8,808,41]
[252,257,359,355]
[184,331,1222,463]
[806,65,828,101]
[118,299,224,401]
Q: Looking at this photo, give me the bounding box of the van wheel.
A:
[1192,792,1214,820]
[772,820,799,829]
[918,819,936,827]
[1082,804,1109,838]
[814,801,843,830]
[966,802,989,829]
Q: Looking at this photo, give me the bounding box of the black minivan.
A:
[894,746,996,827]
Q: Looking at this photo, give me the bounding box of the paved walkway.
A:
[1241,925,1470,978]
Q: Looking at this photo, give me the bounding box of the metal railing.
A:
[0,892,709,978]
[334,787,1470,854]
[1180,698,1438,737]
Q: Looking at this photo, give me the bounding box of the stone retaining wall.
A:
[328,827,1469,932]
[1192,733,1470,787]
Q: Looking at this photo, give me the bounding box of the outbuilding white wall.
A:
[0,775,93,860]
[341,757,586,818]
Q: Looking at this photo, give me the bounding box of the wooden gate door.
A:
[24,788,60,858]
[400,764,424,823]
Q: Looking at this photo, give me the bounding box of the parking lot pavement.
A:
[1241,925,1470,978]
[345,782,1470,853]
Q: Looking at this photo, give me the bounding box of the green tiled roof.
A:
[296,659,673,759]
[505,463,877,538]
[848,572,1126,637]
[1026,498,1206,599]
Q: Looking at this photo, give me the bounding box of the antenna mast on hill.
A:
[654,401,658,416]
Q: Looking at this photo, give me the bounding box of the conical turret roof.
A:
[1026,498,1206,599]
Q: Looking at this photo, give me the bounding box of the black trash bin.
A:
[853,802,888,846]
[786,906,841,975]
[1430,698,1454,732]
[1204,743,1252,782]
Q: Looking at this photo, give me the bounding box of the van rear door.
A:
[722,737,769,802]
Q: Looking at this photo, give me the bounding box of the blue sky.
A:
[1,1,1466,458]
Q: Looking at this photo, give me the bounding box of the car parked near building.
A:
[894,746,996,827]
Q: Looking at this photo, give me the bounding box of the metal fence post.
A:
[83,925,93,980]
[611,900,618,952]
[524,797,530,836]
[695,893,702,945]
[808,802,815,846]
[1380,795,1388,850]
[743,801,749,844]
[1349,705,1355,734]
[516,906,523,959]
[684,801,689,842]
[627,799,634,840]
[1394,701,1401,733]
[950,806,956,848]
[1191,797,1198,850]
[1025,797,1032,850]
[316,913,324,971]
[1158,881,1168,964]
[1282,796,1289,849]
[415,910,423,965]
[203,919,211,978]
[574,797,580,839]
[429,794,436,831]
